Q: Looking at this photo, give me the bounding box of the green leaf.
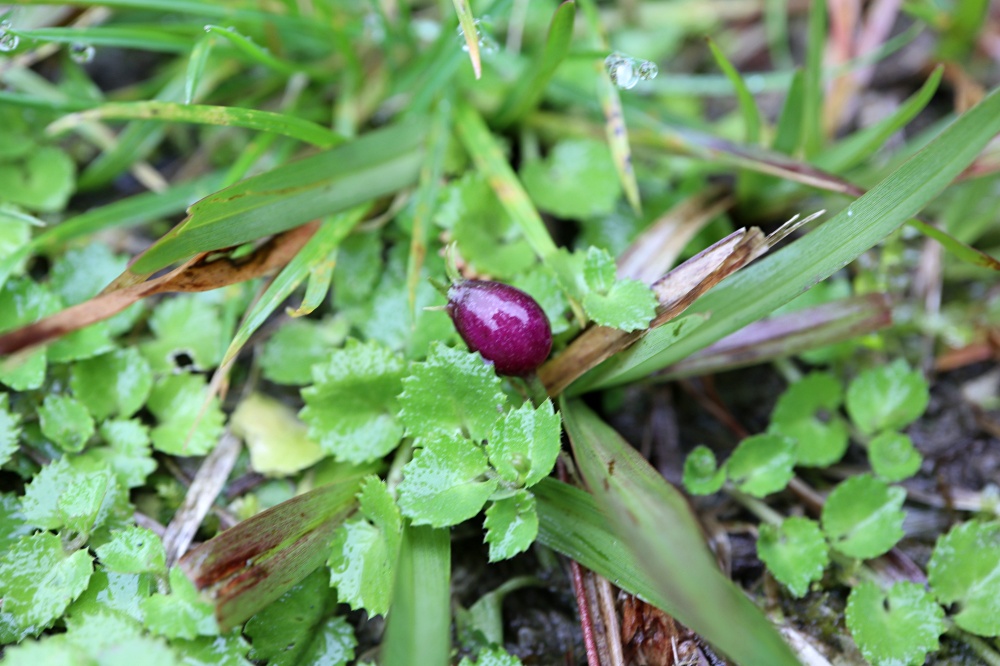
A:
[146,373,225,456]
[0,639,82,666]
[845,581,945,666]
[487,399,561,488]
[300,339,406,464]
[0,393,21,466]
[142,295,228,372]
[511,265,572,335]
[756,517,829,598]
[48,321,116,364]
[0,278,59,390]
[260,317,348,386]
[70,348,153,420]
[927,520,1000,636]
[580,247,656,331]
[143,567,219,640]
[484,490,538,562]
[0,146,75,212]
[398,433,499,527]
[48,243,129,306]
[521,139,621,219]
[398,342,507,442]
[868,432,922,482]
[768,372,849,467]
[328,477,401,615]
[231,393,324,476]
[0,493,32,552]
[172,633,252,666]
[726,433,797,497]
[459,646,524,666]
[846,360,930,435]
[63,609,145,656]
[96,526,167,576]
[706,38,761,144]
[80,419,156,488]
[821,474,906,559]
[246,568,355,666]
[22,457,130,537]
[0,532,93,631]
[68,570,152,625]
[682,445,726,495]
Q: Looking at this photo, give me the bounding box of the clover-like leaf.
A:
[300,339,405,464]
[0,278,59,390]
[821,474,906,559]
[769,372,849,466]
[487,399,561,488]
[868,432,922,482]
[757,517,829,598]
[398,433,499,527]
[0,146,75,212]
[146,373,225,456]
[70,348,153,420]
[79,418,156,489]
[49,243,128,307]
[328,477,401,615]
[579,247,656,331]
[682,445,727,495]
[846,360,929,435]
[726,433,797,497]
[845,581,945,666]
[484,490,538,562]
[0,393,20,467]
[142,567,218,639]
[260,316,349,386]
[520,139,621,219]
[141,294,228,372]
[0,532,93,632]
[38,394,95,453]
[68,569,151,624]
[96,526,167,576]
[927,520,1000,636]
[22,457,131,537]
[399,342,507,442]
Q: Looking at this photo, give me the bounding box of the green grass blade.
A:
[48,101,344,148]
[203,24,328,79]
[381,524,451,666]
[184,35,215,105]
[8,25,194,52]
[559,400,800,666]
[597,68,643,214]
[801,0,826,157]
[494,0,576,127]
[707,38,762,145]
[131,120,427,273]
[907,218,1000,269]
[454,102,559,259]
[581,83,1000,389]
[771,69,805,154]
[452,0,482,79]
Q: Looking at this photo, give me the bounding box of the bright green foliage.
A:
[398,343,507,442]
[927,520,1000,636]
[22,458,131,537]
[0,532,93,634]
[436,173,534,278]
[0,219,30,275]
[0,278,59,390]
[520,139,621,219]
[0,393,20,466]
[487,399,561,487]
[173,633,252,665]
[511,266,572,335]
[459,646,524,666]
[821,474,906,559]
[845,581,945,666]
[328,477,401,615]
[756,517,828,597]
[62,610,146,657]
[232,393,324,475]
[70,348,153,420]
[146,373,225,456]
[48,244,128,306]
[1,639,82,666]
[769,372,849,466]
[143,567,218,639]
[484,490,538,561]
[868,432,922,482]
[682,445,726,495]
[142,295,228,372]
[398,433,499,527]
[68,569,152,624]
[260,316,348,386]
[96,526,167,576]
[0,146,75,212]
[845,360,929,435]
[580,247,657,331]
[0,493,32,551]
[38,395,94,451]
[48,321,116,364]
[332,232,383,308]
[726,433,797,497]
[300,339,406,464]
[81,419,156,488]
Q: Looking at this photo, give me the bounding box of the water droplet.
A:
[605,53,640,90]
[69,42,95,64]
[456,18,498,56]
[637,60,658,81]
[0,20,20,53]
[203,24,213,33]
[846,207,854,218]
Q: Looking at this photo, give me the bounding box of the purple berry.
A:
[447,280,553,376]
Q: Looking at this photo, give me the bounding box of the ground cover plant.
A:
[0,0,999,664]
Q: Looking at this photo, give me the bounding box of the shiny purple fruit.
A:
[447,280,553,377]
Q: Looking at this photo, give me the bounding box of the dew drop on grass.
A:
[605,52,658,90]
[69,42,95,64]
[456,17,498,56]
[0,20,20,53]
[847,207,854,218]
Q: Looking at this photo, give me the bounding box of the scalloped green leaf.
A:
[459,646,524,666]
[0,393,20,466]
[142,567,218,640]
[38,394,95,453]
[0,146,75,212]
[300,339,406,464]
[521,139,621,219]
[70,348,153,420]
[822,474,906,559]
[484,490,538,562]
[487,399,561,488]
[146,373,225,456]
[927,520,1000,636]
[398,433,499,527]
[22,458,131,537]
[172,632,252,666]
[846,360,929,435]
[580,247,656,331]
[757,517,829,597]
[260,316,349,386]
[682,445,727,495]
[845,581,944,666]
[0,278,59,390]
[67,570,152,625]
[49,243,128,307]
[79,418,156,489]
[769,372,849,466]
[141,295,229,372]
[398,342,507,442]
[868,431,922,482]
[96,526,167,576]
[726,433,797,497]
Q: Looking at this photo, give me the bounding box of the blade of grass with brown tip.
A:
[452,0,482,79]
